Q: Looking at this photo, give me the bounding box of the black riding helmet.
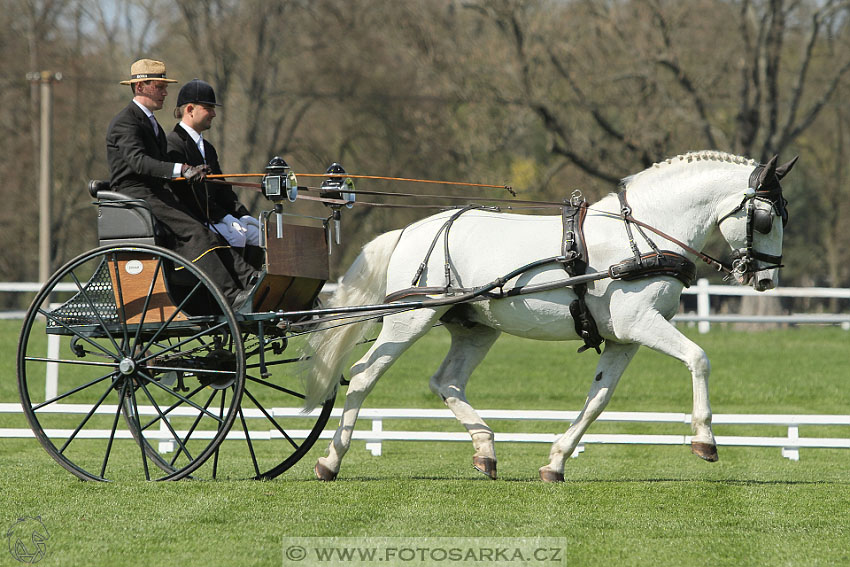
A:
[176,78,222,107]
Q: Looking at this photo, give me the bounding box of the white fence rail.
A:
[2,404,848,462]
[680,279,850,332]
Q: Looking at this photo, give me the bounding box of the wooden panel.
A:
[265,223,329,280]
[108,253,187,324]
[251,274,323,313]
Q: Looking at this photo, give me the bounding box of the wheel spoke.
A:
[245,374,305,399]
[130,257,164,355]
[136,279,208,354]
[212,389,227,480]
[135,379,194,462]
[145,364,236,377]
[136,321,231,366]
[58,378,122,453]
[108,253,131,348]
[100,378,129,479]
[134,369,226,424]
[125,384,152,481]
[26,356,117,368]
[31,371,114,411]
[37,307,121,361]
[245,355,300,369]
[237,407,261,478]
[139,383,207,431]
[168,389,218,468]
[243,388,299,450]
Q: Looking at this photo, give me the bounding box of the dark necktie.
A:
[148,115,159,137]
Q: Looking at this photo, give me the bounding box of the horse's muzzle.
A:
[753,269,777,291]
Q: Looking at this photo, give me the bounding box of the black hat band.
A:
[131,73,168,80]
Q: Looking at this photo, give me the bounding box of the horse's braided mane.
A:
[619,150,757,190]
[652,150,756,168]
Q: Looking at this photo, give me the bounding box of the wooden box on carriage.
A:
[252,222,329,313]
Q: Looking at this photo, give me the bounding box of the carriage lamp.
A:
[320,162,356,208]
[320,163,356,252]
[262,156,298,238]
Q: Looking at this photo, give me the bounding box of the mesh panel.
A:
[47,258,119,328]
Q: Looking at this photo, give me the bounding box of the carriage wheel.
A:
[17,244,245,481]
[178,323,334,480]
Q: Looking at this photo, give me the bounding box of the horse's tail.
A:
[301,228,403,410]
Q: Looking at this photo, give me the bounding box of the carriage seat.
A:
[89,180,157,247]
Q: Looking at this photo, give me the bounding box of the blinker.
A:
[752,205,773,234]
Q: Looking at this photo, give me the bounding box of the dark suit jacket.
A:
[106,102,174,196]
[166,124,249,223]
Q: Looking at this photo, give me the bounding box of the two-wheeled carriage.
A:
[18,151,796,482]
[17,159,339,481]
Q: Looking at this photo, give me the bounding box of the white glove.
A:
[210,214,247,247]
[239,215,261,246]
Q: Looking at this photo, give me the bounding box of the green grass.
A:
[2,320,850,566]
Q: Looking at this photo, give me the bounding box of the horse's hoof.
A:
[691,442,719,462]
[472,456,497,480]
[539,467,565,483]
[315,460,338,481]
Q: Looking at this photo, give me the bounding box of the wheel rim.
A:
[181,325,334,480]
[17,245,245,481]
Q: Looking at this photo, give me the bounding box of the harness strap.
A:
[608,251,696,287]
[559,194,603,354]
[618,192,665,262]
[410,205,496,288]
[618,190,732,275]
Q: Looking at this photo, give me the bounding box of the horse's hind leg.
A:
[540,341,639,482]
[315,308,445,481]
[428,322,501,479]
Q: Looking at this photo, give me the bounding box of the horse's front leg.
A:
[625,312,717,462]
[540,341,639,482]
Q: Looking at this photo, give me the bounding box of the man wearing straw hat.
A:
[106,59,258,310]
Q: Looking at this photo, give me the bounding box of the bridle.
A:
[718,165,788,280]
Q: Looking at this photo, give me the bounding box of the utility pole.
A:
[27,70,62,283]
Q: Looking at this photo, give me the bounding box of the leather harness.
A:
[382,193,697,354]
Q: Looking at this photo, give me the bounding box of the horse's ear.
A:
[757,155,778,187]
[775,155,799,179]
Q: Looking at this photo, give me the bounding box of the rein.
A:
[201,172,516,196]
[204,170,776,281]
[205,178,563,208]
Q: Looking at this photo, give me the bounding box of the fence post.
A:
[45,334,59,400]
[366,418,383,456]
[696,278,710,334]
[782,425,800,461]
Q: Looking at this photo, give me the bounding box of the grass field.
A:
[1,319,849,566]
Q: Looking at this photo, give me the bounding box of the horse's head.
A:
[717,155,797,291]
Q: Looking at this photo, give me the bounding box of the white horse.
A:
[301,151,797,482]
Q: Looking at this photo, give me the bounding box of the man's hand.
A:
[182,164,211,184]
[210,214,248,247]
[239,215,261,246]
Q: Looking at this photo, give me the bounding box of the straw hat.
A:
[119,59,178,85]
